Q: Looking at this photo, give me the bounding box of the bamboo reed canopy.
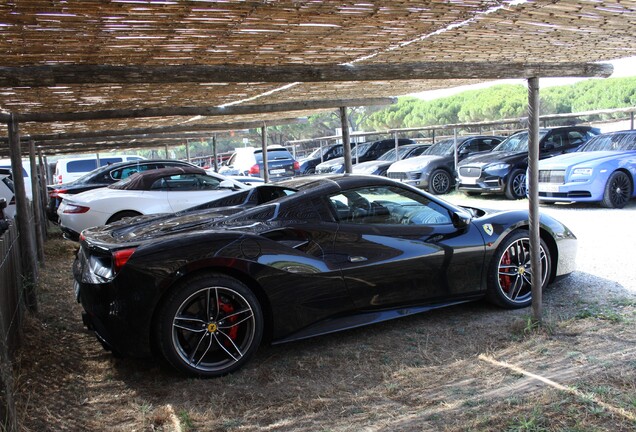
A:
[0,0,635,154]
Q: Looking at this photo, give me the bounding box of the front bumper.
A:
[457,177,505,193]
[537,180,603,203]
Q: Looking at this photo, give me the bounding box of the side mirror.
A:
[452,210,471,229]
[219,180,236,189]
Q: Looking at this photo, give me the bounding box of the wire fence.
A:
[0,220,24,432]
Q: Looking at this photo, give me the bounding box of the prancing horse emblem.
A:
[483,224,494,236]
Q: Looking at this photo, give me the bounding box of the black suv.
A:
[299,143,350,175]
[46,159,197,222]
[457,126,600,199]
[315,138,416,174]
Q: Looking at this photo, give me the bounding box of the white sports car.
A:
[58,166,247,240]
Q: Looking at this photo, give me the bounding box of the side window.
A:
[194,174,221,190]
[332,147,343,157]
[328,186,451,225]
[543,132,567,150]
[478,139,500,151]
[568,131,586,146]
[462,140,480,153]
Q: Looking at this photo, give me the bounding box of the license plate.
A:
[461,177,477,185]
[270,169,285,174]
[538,183,560,193]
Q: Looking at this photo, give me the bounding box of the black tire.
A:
[107,210,141,224]
[486,230,551,309]
[505,169,527,200]
[601,171,632,209]
[429,169,452,195]
[155,273,263,377]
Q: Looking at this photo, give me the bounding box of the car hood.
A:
[316,157,344,168]
[388,155,444,171]
[538,150,636,169]
[352,160,392,171]
[460,150,525,166]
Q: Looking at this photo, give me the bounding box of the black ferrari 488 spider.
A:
[73,175,577,377]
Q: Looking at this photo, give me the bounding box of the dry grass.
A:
[13,229,636,432]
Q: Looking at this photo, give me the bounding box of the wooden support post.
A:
[28,140,45,265]
[527,77,542,324]
[212,135,218,172]
[340,107,352,173]
[7,115,38,312]
[431,129,436,144]
[261,124,269,183]
[38,150,50,234]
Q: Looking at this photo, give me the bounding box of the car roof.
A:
[113,166,206,190]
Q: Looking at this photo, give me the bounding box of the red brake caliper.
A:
[499,251,512,293]
[218,299,238,343]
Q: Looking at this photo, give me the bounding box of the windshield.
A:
[493,131,548,153]
[578,132,636,151]
[351,143,371,158]
[422,139,455,156]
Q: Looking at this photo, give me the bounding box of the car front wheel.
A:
[505,169,527,200]
[156,273,263,377]
[601,171,632,209]
[486,230,551,309]
[429,169,452,194]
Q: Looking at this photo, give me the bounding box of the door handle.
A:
[348,256,368,263]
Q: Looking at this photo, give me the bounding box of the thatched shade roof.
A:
[0,0,634,151]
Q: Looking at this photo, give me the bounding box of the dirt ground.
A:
[12,196,636,432]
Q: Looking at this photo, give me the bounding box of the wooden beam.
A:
[7,117,308,144]
[2,98,395,123]
[0,62,613,87]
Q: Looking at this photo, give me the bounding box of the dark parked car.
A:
[387,136,503,194]
[457,126,600,199]
[315,138,416,174]
[352,143,430,176]
[74,174,577,377]
[47,159,197,222]
[299,143,352,175]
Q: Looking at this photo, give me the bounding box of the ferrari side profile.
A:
[73,175,577,377]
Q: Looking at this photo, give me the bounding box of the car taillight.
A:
[112,248,136,274]
[293,161,300,171]
[63,204,90,214]
[49,188,67,198]
[249,164,260,175]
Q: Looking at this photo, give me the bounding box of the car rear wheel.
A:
[505,170,526,200]
[601,171,632,209]
[107,210,141,224]
[156,273,263,377]
[429,169,452,194]
[486,230,550,309]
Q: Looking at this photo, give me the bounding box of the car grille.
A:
[458,166,481,178]
[388,172,406,181]
[538,170,565,184]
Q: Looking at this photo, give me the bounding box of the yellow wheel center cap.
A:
[207,323,218,333]
[518,266,525,275]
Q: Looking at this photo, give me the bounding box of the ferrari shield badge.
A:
[482,224,494,236]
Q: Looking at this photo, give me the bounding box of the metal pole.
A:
[319,140,324,163]
[393,131,399,162]
[453,128,458,174]
[340,107,353,173]
[185,141,191,162]
[527,77,542,324]
[261,123,269,182]
[631,112,634,130]
[38,149,50,234]
[431,129,436,144]
[7,114,38,312]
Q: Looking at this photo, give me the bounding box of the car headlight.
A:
[486,163,510,171]
[572,168,593,176]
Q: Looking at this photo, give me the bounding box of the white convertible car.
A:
[58,166,247,240]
